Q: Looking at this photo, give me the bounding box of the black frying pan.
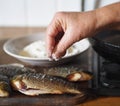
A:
[89,30,120,63]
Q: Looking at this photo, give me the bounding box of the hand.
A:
[46,2,120,60]
[46,11,97,60]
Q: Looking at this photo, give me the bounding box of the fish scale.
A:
[11,73,83,95]
[0,65,35,78]
[35,66,92,82]
[0,64,91,97]
[36,66,84,78]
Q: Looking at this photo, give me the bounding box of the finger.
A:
[46,34,55,58]
[52,30,79,59]
[46,17,63,58]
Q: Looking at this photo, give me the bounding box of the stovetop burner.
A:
[90,48,120,96]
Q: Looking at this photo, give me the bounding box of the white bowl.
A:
[3,33,90,66]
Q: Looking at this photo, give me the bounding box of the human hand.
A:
[46,11,97,60]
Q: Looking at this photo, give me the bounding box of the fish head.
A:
[11,74,43,96]
[11,75,27,91]
[11,74,48,96]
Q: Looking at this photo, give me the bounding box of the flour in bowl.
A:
[20,40,79,59]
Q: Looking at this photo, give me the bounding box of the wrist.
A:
[95,3,120,31]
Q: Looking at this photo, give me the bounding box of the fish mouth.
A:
[11,76,27,91]
[11,79,40,96]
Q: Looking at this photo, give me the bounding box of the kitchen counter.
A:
[0,27,120,106]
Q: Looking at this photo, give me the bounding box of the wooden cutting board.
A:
[0,39,91,106]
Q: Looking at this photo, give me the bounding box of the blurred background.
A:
[0,0,120,39]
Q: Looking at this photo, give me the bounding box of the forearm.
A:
[95,2,120,30]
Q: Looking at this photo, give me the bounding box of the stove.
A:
[90,49,120,96]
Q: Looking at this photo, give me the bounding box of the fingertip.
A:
[48,57,54,61]
[47,51,52,58]
[52,50,66,60]
[46,32,55,58]
[52,53,60,61]
[47,46,54,58]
